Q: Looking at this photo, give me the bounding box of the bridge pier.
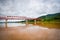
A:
[5,19,7,28]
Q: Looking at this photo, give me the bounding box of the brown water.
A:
[0,23,60,40]
[36,22,60,29]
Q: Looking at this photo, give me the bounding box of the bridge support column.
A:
[34,19,36,25]
[5,19,7,28]
[26,20,28,26]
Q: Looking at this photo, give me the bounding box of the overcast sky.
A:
[0,0,60,18]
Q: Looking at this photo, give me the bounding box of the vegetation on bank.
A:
[39,13,60,22]
[19,13,60,23]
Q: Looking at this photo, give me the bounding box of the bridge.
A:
[0,16,37,28]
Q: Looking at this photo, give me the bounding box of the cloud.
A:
[0,0,60,18]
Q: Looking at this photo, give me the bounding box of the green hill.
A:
[38,13,60,22]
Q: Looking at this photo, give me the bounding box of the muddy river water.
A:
[0,23,60,40]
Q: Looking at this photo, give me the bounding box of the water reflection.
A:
[0,23,5,27]
[0,23,26,27]
[36,23,60,29]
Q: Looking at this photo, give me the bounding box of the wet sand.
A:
[0,25,60,40]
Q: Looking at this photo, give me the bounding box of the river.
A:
[0,22,60,40]
[0,23,26,27]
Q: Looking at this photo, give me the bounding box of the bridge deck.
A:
[0,16,36,20]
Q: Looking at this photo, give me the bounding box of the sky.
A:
[0,0,60,18]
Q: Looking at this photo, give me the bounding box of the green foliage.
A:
[38,13,60,22]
